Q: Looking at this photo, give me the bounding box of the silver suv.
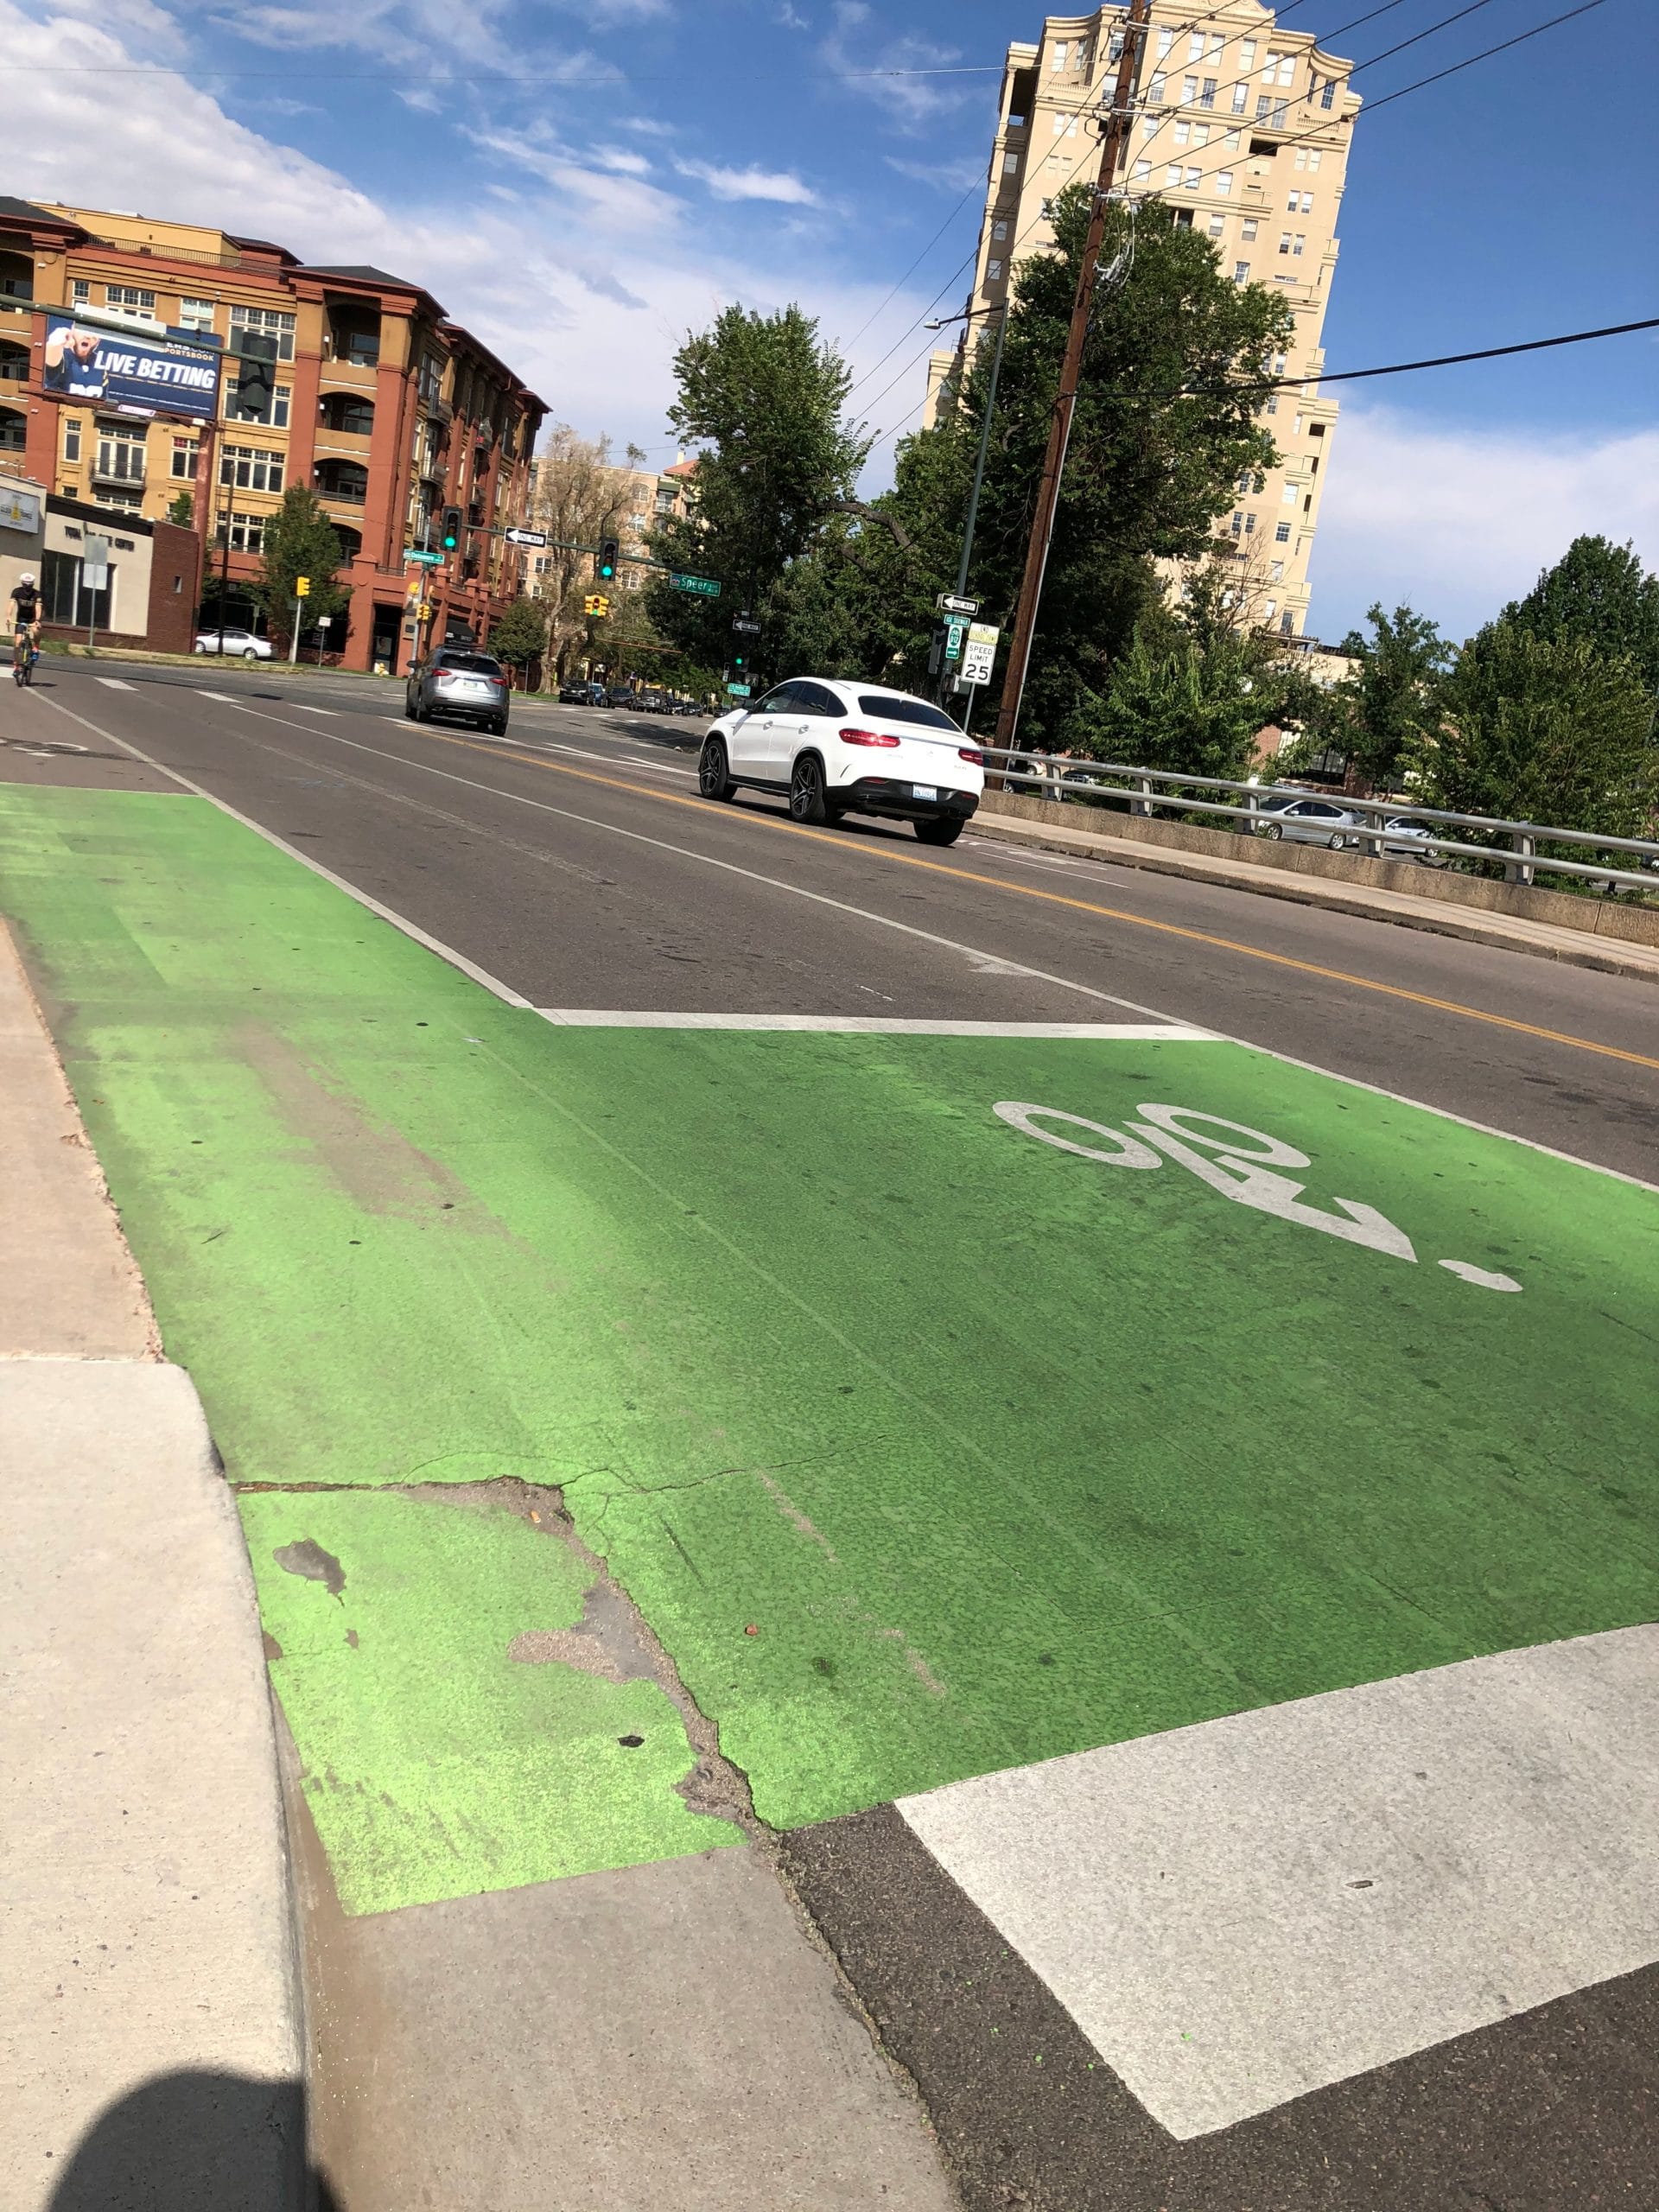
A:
[405,648,510,734]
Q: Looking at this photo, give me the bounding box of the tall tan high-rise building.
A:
[937,3,1360,638]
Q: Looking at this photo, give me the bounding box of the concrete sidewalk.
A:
[966,799,1659,985]
[0,922,304,2212]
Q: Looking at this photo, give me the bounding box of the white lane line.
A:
[899,1624,1659,2139]
[289,703,336,716]
[194,690,238,702]
[535,1012,1210,1039]
[29,693,533,1008]
[93,677,135,690]
[47,684,1656,1190]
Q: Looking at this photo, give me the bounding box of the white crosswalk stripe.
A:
[195,690,237,702]
[291,704,336,715]
[93,677,135,690]
[899,1626,1659,2139]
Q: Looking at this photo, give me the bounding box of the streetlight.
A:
[925,300,1010,610]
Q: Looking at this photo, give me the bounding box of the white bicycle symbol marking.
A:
[993,1101,1522,1292]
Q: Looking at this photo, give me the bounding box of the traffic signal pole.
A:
[992,0,1149,758]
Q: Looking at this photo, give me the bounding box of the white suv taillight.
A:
[838,726,899,748]
[958,748,983,765]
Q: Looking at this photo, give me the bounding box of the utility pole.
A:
[992,0,1149,758]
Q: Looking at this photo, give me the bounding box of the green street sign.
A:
[726,682,752,697]
[671,572,721,597]
[404,549,445,566]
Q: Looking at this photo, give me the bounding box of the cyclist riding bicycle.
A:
[9,570,41,681]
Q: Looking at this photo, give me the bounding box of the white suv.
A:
[699,677,983,845]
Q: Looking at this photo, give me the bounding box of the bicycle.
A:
[11,626,38,686]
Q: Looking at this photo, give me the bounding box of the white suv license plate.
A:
[913,784,938,801]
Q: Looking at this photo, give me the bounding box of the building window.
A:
[1108,29,1124,60]
[1051,111,1077,136]
[177,297,215,331]
[1271,99,1288,127]
[1231,82,1248,113]
[1166,164,1182,188]
[1262,394,1278,415]
[1200,76,1217,107]
[95,485,144,512]
[1188,33,1205,60]
[1282,483,1299,504]
[987,259,1002,280]
[1157,28,1173,57]
[1133,159,1151,181]
[1275,521,1292,542]
[1215,168,1233,194]
[1051,39,1068,69]
[1208,33,1224,59]
[1224,128,1241,149]
[105,284,156,312]
[1182,74,1198,102]
[70,277,90,305]
[1147,72,1165,104]
[1279,231,1293,254]
[272,385,290,429]
[1233,262,1250,284]
[1173,119,1190,145]
[1002,150,1020,175]
[1184,165,1200,188]
[1319,76,1336,108]
[170,435,199,480]
[1293,232,1305,256]
[219,443,285,493]
[1244,512,1256,535]
[227,511,265,552]
[95,422,146,484]
[1264,600,1277,619]
[1241,219,1257,240]
[1278,54,1295,86]
[992,219,1007,240]
[1142,115,1160,137]
[1193,123,1210,147]
[1230,512,1243,537]
[229,303,296,363]
[1208,212,1224,237]
[1270,561,1284,581]
[42,549,111,626]
[62,419,81,463]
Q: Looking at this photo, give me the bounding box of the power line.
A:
[842,181,984,355]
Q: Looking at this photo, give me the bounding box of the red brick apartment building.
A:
[0,197,545,671]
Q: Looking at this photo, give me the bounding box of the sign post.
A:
[82,534,110,653]
[315,613,332,666]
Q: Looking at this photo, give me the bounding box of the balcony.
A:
[314,457,368,506]
[0,346,28,384]
[93,454,147,488]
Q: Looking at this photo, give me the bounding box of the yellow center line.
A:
[410,724,1658,1074]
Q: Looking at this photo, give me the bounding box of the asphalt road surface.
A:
[3,653,1656,2212]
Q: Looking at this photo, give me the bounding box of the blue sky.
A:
[7,0,1656,639]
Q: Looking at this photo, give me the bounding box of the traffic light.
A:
[440,506,462,552]
[295,575,310,598]
[732,648,746,673]
[583,593,611,618]
[596,537,619,582]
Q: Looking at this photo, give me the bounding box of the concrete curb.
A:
[0,918,308,2212]
[964,807,1659,986]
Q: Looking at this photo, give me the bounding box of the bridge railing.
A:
[975,747,1659,894]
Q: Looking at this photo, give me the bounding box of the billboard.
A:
[42,315,221,423]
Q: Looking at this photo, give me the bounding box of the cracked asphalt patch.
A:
[243,1484,741,1915]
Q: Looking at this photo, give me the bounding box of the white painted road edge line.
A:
[30,691,535,1009]
[92,677,135,690]
[899,1624,1659,2141]
[37,677,1657,1192]
[290,703,336,716]
[535,1012,1216,1038]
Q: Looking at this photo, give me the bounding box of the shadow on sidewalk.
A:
[47,2069,340,2212]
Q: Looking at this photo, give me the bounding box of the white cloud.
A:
[818,0,981,125]
[1308,405,1659,642]
[674,159,819,206]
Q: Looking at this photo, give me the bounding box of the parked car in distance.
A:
[604,686,636,708]
[1252,790,1359,849]
[404,647,510,734]
[194,627,271,660]
[698,676,983,845]
[640,689,671,714]
[672,697,703,717]
[558,679,606,705]
[1376,813,1450,867]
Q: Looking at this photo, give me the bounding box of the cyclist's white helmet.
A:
[17,571,35,585]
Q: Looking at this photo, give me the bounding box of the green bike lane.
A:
[3,785,1656,1935]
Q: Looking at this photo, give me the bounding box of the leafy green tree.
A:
[1425,621,1657,839]
[487,597,546,680]
[1068,572,1319,779]
[253,488,348,646]
[1501,535,1659,696]
[1314,603,1453,792]
[645,304,868,670]
[166,488,194,527]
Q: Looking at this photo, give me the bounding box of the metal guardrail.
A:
[977,747,1659,895]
